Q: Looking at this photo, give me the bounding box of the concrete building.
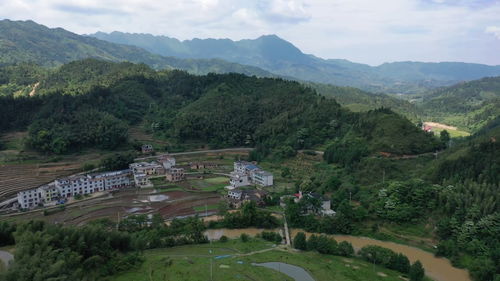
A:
[229,161,273,188]
[227,188,268,208]
[141,144,154,154]
[158,155,176,170]
[166,168,185,182]
[39,184,59,204]
[17,188,42,209]
[130,162,164,176]
[252,170,274,186]
[291,191,336,216]
[190,162,218,170]
[229,171,251,189]
[17,169,131,209]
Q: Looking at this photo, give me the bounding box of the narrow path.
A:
[283,216,291,246]
[135,148,254,161]
[0,250,13,268]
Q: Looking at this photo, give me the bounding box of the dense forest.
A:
[419,76,500,132]
[0,59,441,156]
[0,216,207,281]
[280,116,499,281]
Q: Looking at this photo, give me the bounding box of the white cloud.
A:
[0,0,499,65]
[485,26,500,39]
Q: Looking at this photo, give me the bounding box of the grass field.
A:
[193,204,218,212]
[432,128,470,138]
[107,239,423,281]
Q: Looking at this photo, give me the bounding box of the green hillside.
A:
[0,59,440,156]
[92,31,500,94]
[310,83,422,121]
[420,76,500,131]
[0,20,273,77]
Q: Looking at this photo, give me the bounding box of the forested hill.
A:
[0,59,441,156]
[0,19,273,77]
[420,76,500,132]
[91,31,500,94]
[310,83,422,122]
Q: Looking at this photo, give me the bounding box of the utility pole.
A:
[209,249,213,281]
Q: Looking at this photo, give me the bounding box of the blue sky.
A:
[1,0,499,65]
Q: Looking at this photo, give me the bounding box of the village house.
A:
[141,144,154,154]
[227,188,267,208]
[129,162,165,187]
[129,162,164,176]
[189,162,218,170]
[166,167,185,182]
[158,155,176,169]
[280,191,336,216]
[228,161,273,189]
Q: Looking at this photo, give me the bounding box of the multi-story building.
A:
[166,168,185,182]
[252,170,274,186]
[17,188,42,209]
[17,169,131,209]
[158,155,176,170]
[39,184,60,204]
[229,161,273,188]
[130,162,164,176]
[229,171,250,189]
[227,188,268,208]
[190,162,218,170]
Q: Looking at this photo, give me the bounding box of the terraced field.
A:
[0,163,80,200]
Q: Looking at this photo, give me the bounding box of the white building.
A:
[292,191,336,216]
[229,171,251,188]
[229,161,273,188]
[17,169,131,209]
[17,188,42,209]
[158,155,176,170]
[252,170,273,186]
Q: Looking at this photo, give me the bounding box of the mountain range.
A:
[91,31,500,94]
[0,19,273,77]
[1,19,500,132]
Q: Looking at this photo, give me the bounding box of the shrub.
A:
[293,232,307,250]
[219,235,228,243]
[261,231,282,243]
[240,233,249,242]
[337,241,354,257]
[409,260,425,281]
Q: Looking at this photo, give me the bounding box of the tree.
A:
[240,233,249,242]
[409,260,425,281]
[293,232,307,250]
[440,130,450,147]
[337,241,354,257]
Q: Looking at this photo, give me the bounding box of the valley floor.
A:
[107,239,426,281]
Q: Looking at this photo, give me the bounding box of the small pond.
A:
[148,194,169,202]
[253,262,315,281]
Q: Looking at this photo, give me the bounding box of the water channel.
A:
[204,228,471,281]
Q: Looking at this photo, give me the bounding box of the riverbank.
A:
[108,238,416,281]
[203,228,470,281]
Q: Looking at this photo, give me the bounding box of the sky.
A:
[1,0,499,65]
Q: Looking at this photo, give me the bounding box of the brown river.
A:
[204,228,471,281]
